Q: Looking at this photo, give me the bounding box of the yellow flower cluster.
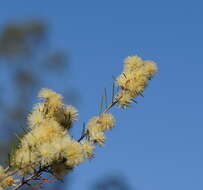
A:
[7,55,157,184]
[0,166,14,189]
[12,88,94,178]
[87,113,115,146]
[11,89,116,180]
[116,56,157,108]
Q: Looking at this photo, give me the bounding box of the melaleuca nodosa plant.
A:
[0,55,157,189]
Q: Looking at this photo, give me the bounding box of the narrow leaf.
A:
[112,82,115,103]
[104,88,108,109]
[99,95,104,115]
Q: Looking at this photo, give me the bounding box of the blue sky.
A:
[1,0,203,189]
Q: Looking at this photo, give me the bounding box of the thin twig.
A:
[78,132,87,142]
[77,95,122,142]
[103,96,121,113]
[12,166,48,190]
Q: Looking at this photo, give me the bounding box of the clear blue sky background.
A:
[1,0,203,189]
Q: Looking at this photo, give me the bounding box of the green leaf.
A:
[104,88,108,109]
[99,95,104,115]
[112,82,115,103]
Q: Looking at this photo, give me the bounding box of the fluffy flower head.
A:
[116,55,157,108]
[65,140,84,167]
[98,113,115,131]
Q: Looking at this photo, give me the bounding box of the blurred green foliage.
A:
[0,19,72,190]
[92,175,132,190]
[0,19,131,190]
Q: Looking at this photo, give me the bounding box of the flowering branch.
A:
[0,55,157,189]
[78,96,121,142]
[12,167,44,190]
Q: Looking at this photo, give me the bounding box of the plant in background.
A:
[0,55,157,190]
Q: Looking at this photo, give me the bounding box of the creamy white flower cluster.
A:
[0,55,157,189]
[116,56,157,108]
